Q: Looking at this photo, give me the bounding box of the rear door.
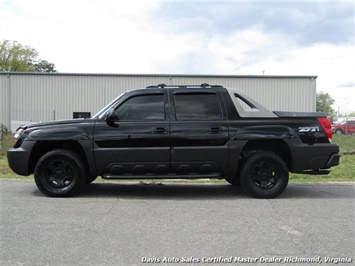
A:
[93,91,170,176]
[169,89,229,175]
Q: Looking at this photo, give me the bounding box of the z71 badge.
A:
[298,127,319,132]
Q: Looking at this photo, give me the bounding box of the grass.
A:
[0,132,13,156]
[1,133,354,183]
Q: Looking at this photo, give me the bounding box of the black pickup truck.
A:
[8,84,340,198]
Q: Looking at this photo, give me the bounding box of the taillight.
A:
[318,117,332,141]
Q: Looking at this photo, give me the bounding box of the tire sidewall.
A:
[240,152,289,199]
[34,149,86,197]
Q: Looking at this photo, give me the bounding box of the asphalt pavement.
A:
[1,180,354,266]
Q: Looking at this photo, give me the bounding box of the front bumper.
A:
[7,141,35,176]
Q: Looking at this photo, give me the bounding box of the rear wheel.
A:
[34,149,86,197]
[240,152,289,199]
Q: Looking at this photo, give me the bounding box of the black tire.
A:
[34,149,87,197]
[225,178,240,186]
[335,129,343,135]
[240,152,289,199]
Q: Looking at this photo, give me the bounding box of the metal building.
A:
[0,72,317,131]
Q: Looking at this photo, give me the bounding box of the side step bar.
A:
[102,173,222,179]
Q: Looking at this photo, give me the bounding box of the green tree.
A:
[339,112,355,118]
[34,60,57,73]
[0,40,56,72]
[316,91,336,117]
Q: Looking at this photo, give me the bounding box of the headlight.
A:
[13,125,27,147]
[14,128,25,140]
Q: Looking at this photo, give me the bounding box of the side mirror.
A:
[106,108,119,127]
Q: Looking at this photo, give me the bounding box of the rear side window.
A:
[174,93,222,120]
[115,94,165,121]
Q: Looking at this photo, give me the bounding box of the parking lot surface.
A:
[1,180,354,265]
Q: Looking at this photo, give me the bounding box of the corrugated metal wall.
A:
[0,74,10,130]
[0,73,316,131]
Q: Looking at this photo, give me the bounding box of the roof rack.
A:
[145,84,223,89]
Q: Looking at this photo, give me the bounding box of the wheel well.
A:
[240,139,292,171]
[29,141,89,174]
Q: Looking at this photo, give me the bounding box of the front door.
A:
[93,92,170,177]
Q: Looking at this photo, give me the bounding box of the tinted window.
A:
[174,93,222,120]
[115,94,165,121]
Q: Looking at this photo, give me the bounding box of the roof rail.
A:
[145,84,223,89]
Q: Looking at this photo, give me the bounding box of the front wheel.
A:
[240,152,289,199]
[335,129,343,135]
[34,149,87,197]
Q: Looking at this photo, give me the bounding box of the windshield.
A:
[93,93,126,119]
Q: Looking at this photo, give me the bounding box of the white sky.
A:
[1,0,354,114]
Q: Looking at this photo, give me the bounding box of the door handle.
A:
[209,127,222,134]
[154,127,168,134]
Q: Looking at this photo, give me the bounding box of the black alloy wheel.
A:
[34,149,86,197]
[240,152,289,199]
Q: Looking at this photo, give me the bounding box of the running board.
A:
[102,173,222,179]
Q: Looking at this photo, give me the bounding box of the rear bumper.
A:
[7,142,35,176]
[326,153,341,168]
[285,139,340,173]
